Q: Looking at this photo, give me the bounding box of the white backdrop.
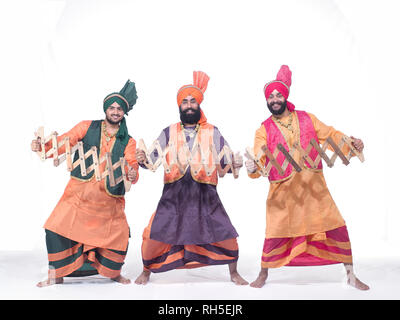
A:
[0,0,399,294]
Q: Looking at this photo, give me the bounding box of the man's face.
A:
[105,101,124,125]
[267,89,287,115]
[179,95,201,124]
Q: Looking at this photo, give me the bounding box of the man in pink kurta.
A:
[246,66,369,290]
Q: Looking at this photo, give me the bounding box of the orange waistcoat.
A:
[164,122,218,185]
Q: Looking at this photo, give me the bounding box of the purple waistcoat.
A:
[262,110,322,182]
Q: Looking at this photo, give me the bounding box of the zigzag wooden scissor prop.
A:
[34,127,133,191]
[245,135,365,177]
[138,139,242,178]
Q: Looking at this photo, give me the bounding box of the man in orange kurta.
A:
[31,80,139,287]
[246,66,369,290]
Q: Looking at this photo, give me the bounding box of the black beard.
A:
[106,115,122,125]
[179,107,201,124]
[267,100,287,116]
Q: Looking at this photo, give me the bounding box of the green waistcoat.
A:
[71,120,129,197]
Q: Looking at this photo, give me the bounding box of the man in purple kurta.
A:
[134,71,248,285]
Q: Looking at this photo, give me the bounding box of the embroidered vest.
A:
[164,122,218,185]
[71,120,129,196]
[262,110,322,183]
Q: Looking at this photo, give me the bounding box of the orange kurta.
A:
[249,112,351,238]
[43,120,139,251]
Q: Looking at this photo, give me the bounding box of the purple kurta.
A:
[144,125,239,245]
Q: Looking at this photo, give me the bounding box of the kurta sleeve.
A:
[45,120,92,156]
[124,137,139,184]
[308,113,351,155]
[213,126,233,172]
[139,127,169,169]
[248,125,267,179]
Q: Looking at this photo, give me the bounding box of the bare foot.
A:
[230,271,249,285]
[111,275,131,285]
[347,276,370,291]
[344,264,370,291]
[250,269,268,288]
[228,262,248,285]
[134,270,151,285]
[36,277,64,288]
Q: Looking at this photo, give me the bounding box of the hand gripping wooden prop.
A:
[245,135,364,177]
[34,126,133,191]
[137,138,242,178]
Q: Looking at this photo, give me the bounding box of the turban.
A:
[264,65,295,112]
[177,71,210,124]
[103,79,138,145]
[103,79,138,114]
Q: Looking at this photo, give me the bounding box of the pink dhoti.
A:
[261,225,353,268]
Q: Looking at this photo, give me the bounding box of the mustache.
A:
[270,101,284,107]
[106,115,123,125]
[182,108,198,113]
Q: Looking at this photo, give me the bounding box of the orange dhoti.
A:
[141,213,239,273]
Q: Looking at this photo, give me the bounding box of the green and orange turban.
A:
[103,79,138,145]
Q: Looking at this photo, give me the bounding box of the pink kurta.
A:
[43,120,139,251]
[250,112,351,238]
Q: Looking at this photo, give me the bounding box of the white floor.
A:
[1,246,399,300]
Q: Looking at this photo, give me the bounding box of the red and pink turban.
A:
[264,65,295,112]
[177,71,210,124]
